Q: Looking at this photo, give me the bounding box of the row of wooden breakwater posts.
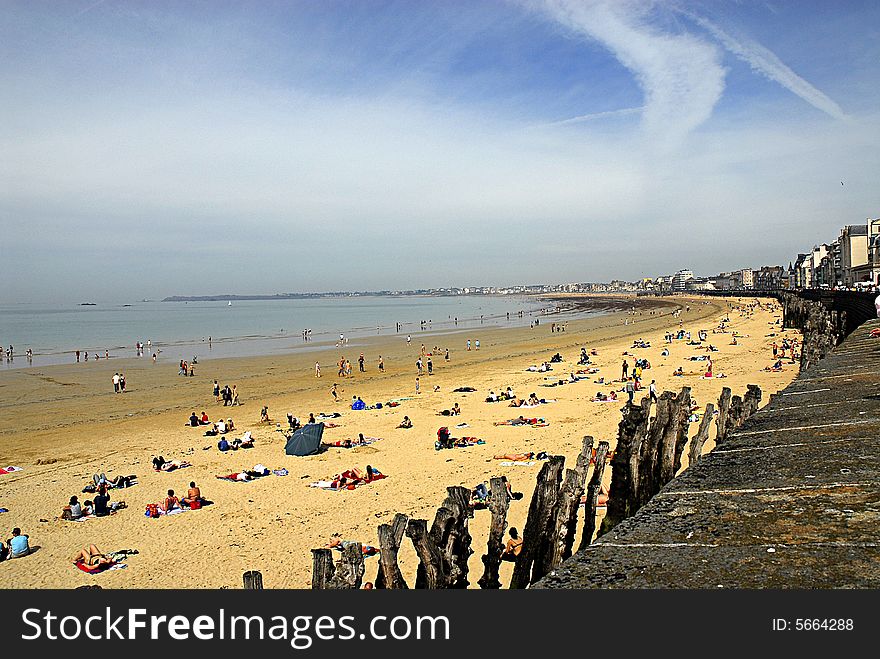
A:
[238,383,763,590]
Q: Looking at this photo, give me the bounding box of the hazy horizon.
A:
[3,1,879,304]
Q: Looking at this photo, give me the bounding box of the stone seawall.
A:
[536,317,880,589]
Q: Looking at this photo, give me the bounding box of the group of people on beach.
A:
[213,381,239,406]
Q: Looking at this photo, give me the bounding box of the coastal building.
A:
[850,218,880,287]
[685,277,715,291]
[806,244,829,289]
[839,224,869,287]
[671,269,694,291]
[727,268,755,290]
[753,265,787,290]
[816,240,841,289]
[790,254,808,288]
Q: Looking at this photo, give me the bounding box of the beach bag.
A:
[145,503,159,519]
[189,499,202,510]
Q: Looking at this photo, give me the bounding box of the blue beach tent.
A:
[284,422,324,456]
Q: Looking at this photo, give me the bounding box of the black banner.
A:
[0,589,874,654]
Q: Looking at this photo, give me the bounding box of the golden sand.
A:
[0,295,800,588]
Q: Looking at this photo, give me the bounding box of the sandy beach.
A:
[0,295,801,588]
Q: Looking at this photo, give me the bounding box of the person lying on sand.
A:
[72,545,113,569]
[152,457,191,472]
[324,535,379,556]
[493,452,535,461]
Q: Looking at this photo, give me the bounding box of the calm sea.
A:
[0,295,595,369]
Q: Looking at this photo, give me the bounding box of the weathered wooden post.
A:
[375,513,409,589]
[242,570,264,590]
[687,402,715,467]
[668,386,693,480]
[311,543,365,589]
[478,477,511,589]
[406,519,445,589]
[408,486,474,589]
[715,387,733,443]
[743,384,762,420]
[509,455,565,589]
[600,398,651,534]
[545,436,594,571]
[579,440,610,550]
[311,549,335,589]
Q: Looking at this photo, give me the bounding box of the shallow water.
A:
[0,295,593,368]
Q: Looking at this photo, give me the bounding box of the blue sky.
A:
[2,0,879,301]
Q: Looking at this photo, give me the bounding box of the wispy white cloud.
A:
[538,0,726,147]
[550,106,642,125]
[685,12,847,120]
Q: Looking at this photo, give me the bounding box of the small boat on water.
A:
[228,301,232,306]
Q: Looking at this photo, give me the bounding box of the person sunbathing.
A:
[154,458,190,472]
[397,416,412,429]
[160,489,181,513]
[182,482,202,507]
[493,452,535,461]
[72,545,113,569]
[527,393,540,406]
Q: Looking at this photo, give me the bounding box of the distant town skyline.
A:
[3,1,879,303]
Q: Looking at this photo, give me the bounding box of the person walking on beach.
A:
[475,339,480,350]
[416,358,423,376]
[213,380,220,401]
[358,354,365,372]
[427,356,433,375]
[649,380,657,404]
[119,373,126,393]
[406,335,411,345]
[621,360,629,381]
[76,350,80,363]
[112,372,120,393]
[415,377,420,395]
[378,356,384,373]
[331,384,339,402]
[625,380,635,404]
[467,339,471,351]
[315,362,321,378]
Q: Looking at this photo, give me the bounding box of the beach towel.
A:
[328,437,382,448]
[74,560,126,574]
[71,514,99,523]
[0,466,23,475]
[452,387,476,392]
[499,461,538,467]
[273,469,289,476]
